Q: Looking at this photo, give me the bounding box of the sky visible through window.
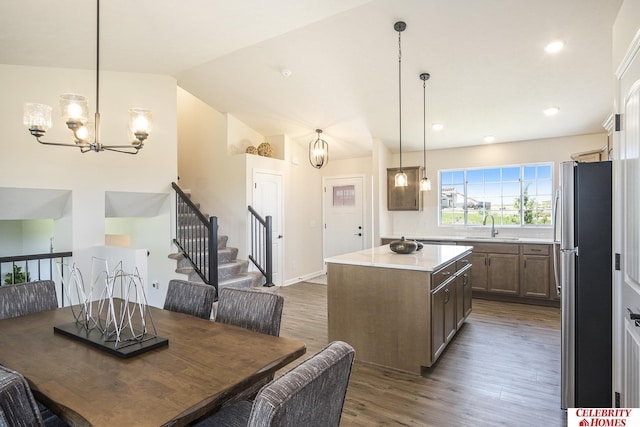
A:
[440,163,553,226]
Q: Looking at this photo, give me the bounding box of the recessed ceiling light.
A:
[432,123,443,131]
[484,135,496,143]
[544,106,560,116]
[545,40,565,53]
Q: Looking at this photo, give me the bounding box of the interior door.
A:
[323,176,365,261]
[252,170,284,286]
[616,36,640,407]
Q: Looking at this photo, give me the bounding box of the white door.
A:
[615,34,640,407]
[323,176,365,260]
[252,170,284,286]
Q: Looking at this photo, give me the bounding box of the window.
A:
[439,163,553,226]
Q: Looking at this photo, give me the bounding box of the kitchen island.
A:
[326,244,473,375]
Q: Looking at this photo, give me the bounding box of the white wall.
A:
[385,133,607,239]
[0,64,178,306]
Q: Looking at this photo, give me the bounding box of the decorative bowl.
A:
[389,236,419,254]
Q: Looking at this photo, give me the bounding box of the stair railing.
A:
[172,182,218,292]
[0,251,73,306]
[248,205,274,287]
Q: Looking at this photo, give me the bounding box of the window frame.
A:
[438,162,554,228]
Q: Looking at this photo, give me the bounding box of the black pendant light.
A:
[394,21,408,187]
[419,73,432,191]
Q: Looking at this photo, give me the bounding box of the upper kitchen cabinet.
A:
[387,166,423,211]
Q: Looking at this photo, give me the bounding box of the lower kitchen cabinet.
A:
[487,253,520,295]
[431,280,456,361]
[455,266,472,329]
[522,255,550,298]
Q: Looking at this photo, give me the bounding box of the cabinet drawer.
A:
[468,242,520,254]
[432,261,455,289]
[522,244,550,255]
[456,253,472,271]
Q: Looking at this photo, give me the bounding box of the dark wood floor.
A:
[272,282,566,427]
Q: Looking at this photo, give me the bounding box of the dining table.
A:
[0,300,306,426]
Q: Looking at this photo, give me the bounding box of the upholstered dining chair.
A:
[0,364,45,426]
[163,279,217,320]
[0,280,58,320]
[0,365,69,427]
[215,287,285,403]
[215,287,284,336]
[193,341,355,427]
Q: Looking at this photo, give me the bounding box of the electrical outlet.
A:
[152,281,159,289]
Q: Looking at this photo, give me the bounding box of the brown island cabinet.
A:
[326,244,472,375]
[381,238,559,307]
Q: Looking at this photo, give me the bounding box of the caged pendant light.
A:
[309,129,328,168]
[394,21,408,187]
[419,73,432,191]
[22,0,152,154]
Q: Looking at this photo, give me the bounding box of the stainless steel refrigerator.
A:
[554,160,612,409]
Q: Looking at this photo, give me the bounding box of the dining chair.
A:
[0,280,58,320]
[0,364,44,426]
[215,287,284,336]
[193,341,356,427]
[215,287,285,403]
[163,279,217,320]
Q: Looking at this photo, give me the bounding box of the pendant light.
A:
[394,21,408,187]
[309,129,328,168]
[419,73,432,191]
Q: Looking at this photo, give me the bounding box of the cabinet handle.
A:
[463,273,468,286]
[441,271,452,277]
[444,289,450,304]
[531,248,542,252]
[460,259,469,264]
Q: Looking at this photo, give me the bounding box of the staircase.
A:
[168,189,263,295]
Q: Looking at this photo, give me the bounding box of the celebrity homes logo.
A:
[568,408,639,426]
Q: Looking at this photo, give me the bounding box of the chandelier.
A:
[22,0,152,155]
[309,129,328,169]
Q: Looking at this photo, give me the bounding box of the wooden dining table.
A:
[0,302,306,426]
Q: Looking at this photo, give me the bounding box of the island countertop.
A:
[325,243,473,272]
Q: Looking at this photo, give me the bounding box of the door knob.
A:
[278,235,283,239]
[354,233,362,236]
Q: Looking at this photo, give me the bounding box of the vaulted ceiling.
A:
[0,0,622,160]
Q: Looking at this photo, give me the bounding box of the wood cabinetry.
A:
[466,240,557,306]
[430,261,472,362]
[327,247,472,374]
[455,266,472,328]
[469,243,520,295]
[521,244,550,298]
[431,280,456,360]
[387,166,423,211]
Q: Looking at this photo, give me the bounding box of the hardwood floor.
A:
[271,282,566,427]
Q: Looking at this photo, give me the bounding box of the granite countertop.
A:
[325,244,472,272]
[382,235,554,244]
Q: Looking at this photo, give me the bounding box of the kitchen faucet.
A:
[483,214,499,237]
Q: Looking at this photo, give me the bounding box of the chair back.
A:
[163,279,216,320]
[0,280,58,320]
[215,287,284,336]
[248,341,355,427]
[0,365,45,427]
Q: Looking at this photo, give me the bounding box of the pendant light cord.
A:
[96,0,100,116]
[398,29,403,172]
[423,78,426,176]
